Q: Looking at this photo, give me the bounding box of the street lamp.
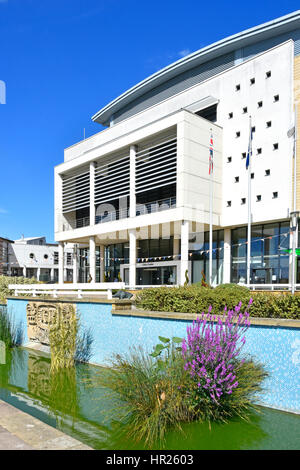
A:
[290,211,299,294]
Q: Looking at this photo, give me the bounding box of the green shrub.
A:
[0,275,38,302]
[135,285,300,319]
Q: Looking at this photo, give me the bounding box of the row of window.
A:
[227,192,278,207]
[235,121,275,138]
[228,95,279,119]
[234,70,272,91]
[234,169,271,182]
[227,143,279,163]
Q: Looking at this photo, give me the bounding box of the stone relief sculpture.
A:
[26,302,76,345]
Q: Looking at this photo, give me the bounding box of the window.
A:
[29,253,34,259]
[231,222,290,284]
[67,253,72,265]
[251,173,255,179]
[252,126,256,133]
[250,77,255,85]
[265,169,270,176]
[266,121,272,128]
[266,71,271,78]
[256,195,262,202]
[273,143,279,150]
[273,192,278,199]
[235,176,239,183]
[242,152,246,159]
[243,107,248,114]
[54,252,59,265]
[236,131,241,138]
[236,84,241,91]
[227,201,232,207]
[257,148,262,155]
[227,156,232,163]
[44,254,48,259]
[228,112,233,119]
[274,94,279,102]
[241,198,246,205]
[258,101,263,108]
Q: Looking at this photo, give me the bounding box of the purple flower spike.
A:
[181,301,251,404]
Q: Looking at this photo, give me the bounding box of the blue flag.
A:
[246,124,253,170]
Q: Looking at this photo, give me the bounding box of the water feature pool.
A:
[0,347,299,450]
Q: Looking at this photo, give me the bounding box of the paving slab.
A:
[0,399,92,450]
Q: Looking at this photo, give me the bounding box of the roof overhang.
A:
[92,10,300,126]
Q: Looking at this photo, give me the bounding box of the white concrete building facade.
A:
[54,11,300,287]
[7,237,75,283]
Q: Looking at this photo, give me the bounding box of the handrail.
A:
[8,282,125,300]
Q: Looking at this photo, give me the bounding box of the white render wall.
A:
[8,240,75,276]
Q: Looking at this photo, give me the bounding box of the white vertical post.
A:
[247,117,252,286]
[100,244,105,282]
[90,162,96,226]
[50,268,54,282]
[130,145,136,218]
[37,268,41,282]
[23,266,26,278]
[180,220,189,286]
[89,236,96,283]
[209,130,213,286]
[73,245,78,284]
[223,228,231,284]
[58,242,64,284]
[129,228,136,287]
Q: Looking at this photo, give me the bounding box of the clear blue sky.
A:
[0,0,299,242]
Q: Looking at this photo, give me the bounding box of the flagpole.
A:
[247,117,252,286]
[209,129,213,286]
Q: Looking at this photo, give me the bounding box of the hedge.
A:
[135,284,300,320]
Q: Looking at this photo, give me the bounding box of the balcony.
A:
[94,196,176,225]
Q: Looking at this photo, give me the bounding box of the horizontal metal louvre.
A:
[95,154,130,205]
[135,137,177,194]
[62,168,90,213]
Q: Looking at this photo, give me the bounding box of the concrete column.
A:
[223,228,231,284]
[23,266,26,278]
[90,161,96,226]
[50,268,54,283]
[100,244,105,282]
[89,236,96,283]
[130,145,137,218]
[180,220,189,285]
[129,228,136,287]
[58,242,64,284]
[37,268,41,281]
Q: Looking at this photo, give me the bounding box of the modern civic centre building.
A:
[54,11,300,287]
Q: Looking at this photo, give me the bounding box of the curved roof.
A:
[92,10,300,126]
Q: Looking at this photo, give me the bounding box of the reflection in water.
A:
[0,348,299,450]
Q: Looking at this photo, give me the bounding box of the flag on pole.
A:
[246,123,253,170]
[209,132,213,174]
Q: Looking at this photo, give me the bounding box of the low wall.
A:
[6,297,300,415]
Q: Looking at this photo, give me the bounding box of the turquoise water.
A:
[0,348,299,450]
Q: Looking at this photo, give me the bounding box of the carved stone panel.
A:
[26,302,76,345]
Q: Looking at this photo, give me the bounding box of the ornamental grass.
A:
[95,301,267,447]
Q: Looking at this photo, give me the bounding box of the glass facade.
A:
[190,230,224,285]
[231,221,290,284]
[138,237,174,261]
[104,243,129,282]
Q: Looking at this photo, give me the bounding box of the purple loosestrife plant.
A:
[182,300,252,404]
